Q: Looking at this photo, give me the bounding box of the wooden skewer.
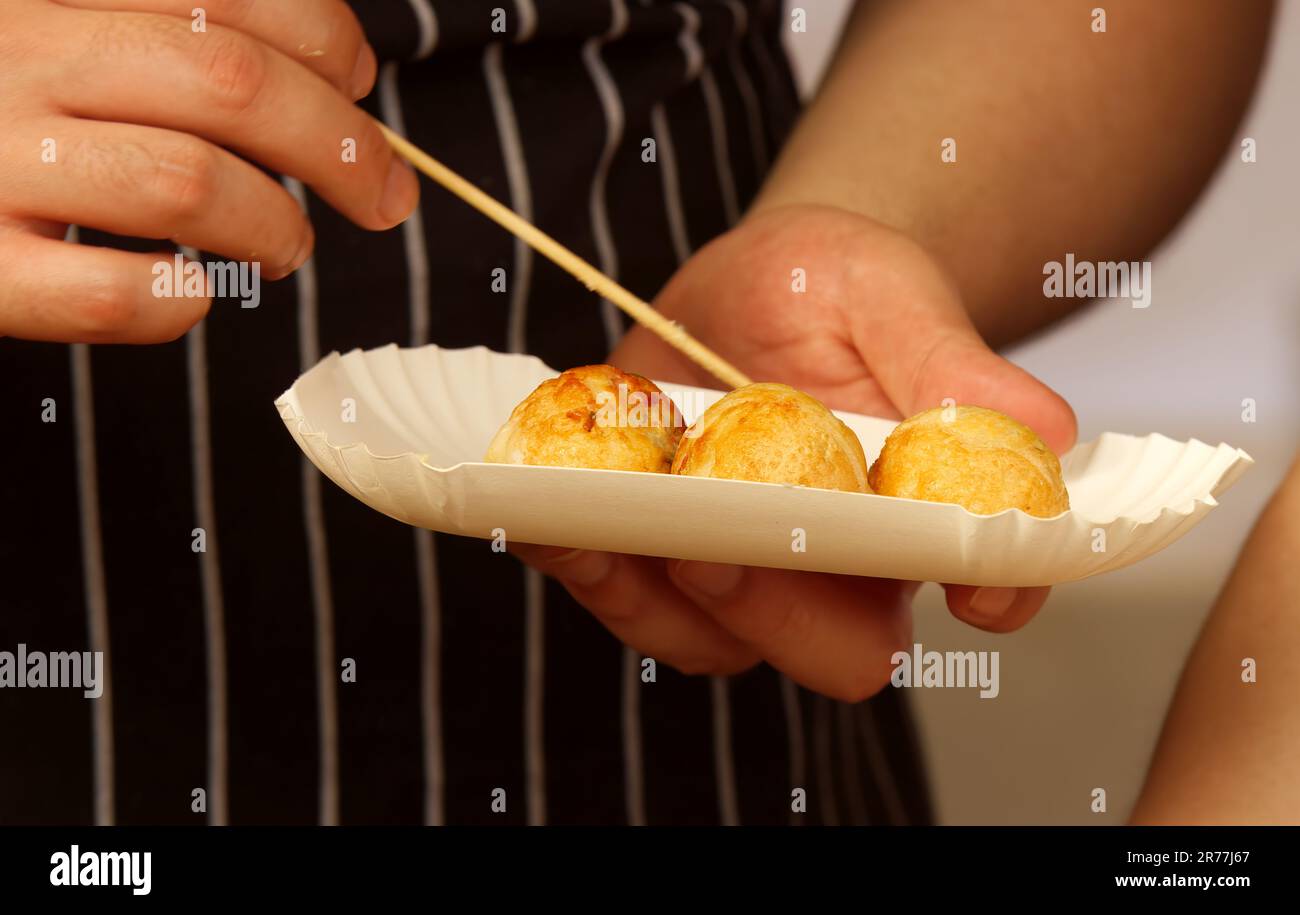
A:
[377,121,753,390]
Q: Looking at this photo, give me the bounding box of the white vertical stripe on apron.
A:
[710,677,740,825]
[858,699,909,825]
[414,529,443,827]
[483,45,536,358]
[582,0,647,827]
[780,675,806,825]
[673,3,741,226]
[378,62,446,827]
[621,646,646,826]
[836,701,868,824]
[580,0,631,348]
[523,570,547,825]
[813,694,838,825]
[404,0,440,61]
[482,39,548,826]
[665,0,748,821]
[653,5,748,825]
[283,177,340,826]
[68,224,115,825]
[181,246,229,826]
[721,0,771,176]
[649,105,692,265]
[513,0,539,43]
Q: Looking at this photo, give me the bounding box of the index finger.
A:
[55,11,418,230]
[54,0,377,99]
[669,562,917,703]
[510,544,760,677]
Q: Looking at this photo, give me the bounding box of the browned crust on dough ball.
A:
[868,405,1069,517]
[485,365,684,472]
[672,383,870,493]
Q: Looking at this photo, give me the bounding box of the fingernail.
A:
[379,157,419,226]
[674,561,743,599]
[556,550,613,588]
[519,547,612,588]
[350,43,377,100]
[286,220,315,274]
[968,587,1017,621]
[528,546,581,563]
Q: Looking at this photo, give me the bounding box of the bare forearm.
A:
[1131,453,1300,824]
[753,0,1274,346]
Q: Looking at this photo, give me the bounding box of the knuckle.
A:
[0,20,32,70]
[198,30,267,113]
[148,140,219,221]
[749,595,818,650]
[833,660,894,704]
[206,0,257,28]
[75,276,137,338]
[586,592,639,624]
[356,120,392,170]
[319,3,364,67]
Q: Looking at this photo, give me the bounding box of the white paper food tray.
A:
[275,344,1253,587]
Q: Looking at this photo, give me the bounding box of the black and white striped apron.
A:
[0,0,932,826]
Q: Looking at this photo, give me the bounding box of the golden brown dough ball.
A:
[671,383,871,493]
[868,405,1069,517]
[485,364,684,473]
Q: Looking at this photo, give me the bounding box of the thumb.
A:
[916,331,1077,455]
[855,309,1077,455]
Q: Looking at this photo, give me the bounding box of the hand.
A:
[0,0,418,343]
[513,204,1077,701]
